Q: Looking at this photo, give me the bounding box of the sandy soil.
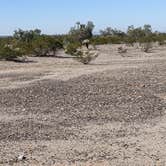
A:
[0,45,166,165]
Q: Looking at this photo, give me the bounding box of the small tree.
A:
[31,35,63,56]
[69,21,95,43]
[13,29,41,43]
[64,22,98,64]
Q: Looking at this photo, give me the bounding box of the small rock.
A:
[123,144,129,149]
[22,108,26,111]
[43,117,48,121]
[17,154,26,161]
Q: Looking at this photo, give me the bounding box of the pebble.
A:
[17,154,26,161]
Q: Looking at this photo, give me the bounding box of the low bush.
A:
[31,36,63,56]
[0,44,24,61]
[73,48,99,64]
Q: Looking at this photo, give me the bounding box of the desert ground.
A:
[0,44,166,166]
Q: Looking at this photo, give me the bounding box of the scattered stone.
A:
[17,154,26,161]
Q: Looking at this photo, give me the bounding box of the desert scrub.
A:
[64,42,81,55]
[32,36,63,57]
[73,48,99,64]
[0,44,24,61]
[64,40,98,64]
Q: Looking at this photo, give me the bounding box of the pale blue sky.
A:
[0,0,166,35]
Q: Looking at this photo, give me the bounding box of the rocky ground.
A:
[0,45,166,165]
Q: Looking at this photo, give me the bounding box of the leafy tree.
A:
[64,21,95,55]
[100,27,113,36]
[31,35,63,56]
[13,29,41,43]
[69,21,95,43]
[143,24,152,36]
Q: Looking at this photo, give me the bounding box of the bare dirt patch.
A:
[0,45,166,165]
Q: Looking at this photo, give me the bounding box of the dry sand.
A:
[0,45,166,165]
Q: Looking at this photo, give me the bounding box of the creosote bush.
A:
[64,42,81,55]
[64,21,95,55]
[31,36,63,57]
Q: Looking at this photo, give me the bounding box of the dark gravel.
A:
[0,65,166,142]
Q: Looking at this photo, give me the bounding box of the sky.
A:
[0,0,166,35]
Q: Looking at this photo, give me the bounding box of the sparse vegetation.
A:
[64,41,81,55]
[64,21,95,56]
[0,22,166,62]
[0,29,64,61]
[91,24,166,46]
[63,21,99,64]
[73,48,98,64]
[2,0,166,165]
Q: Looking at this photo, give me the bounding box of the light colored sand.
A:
[0,45,165,89]
[0,45,166,165]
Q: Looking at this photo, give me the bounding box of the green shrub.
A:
[64,42,81,55]
[91,36,123,45]
[91,36,109,45]
[73,49,99,64]
[0,45,23,60]
[31,35,63,56]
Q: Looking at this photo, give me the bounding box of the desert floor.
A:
[0,45,166,166]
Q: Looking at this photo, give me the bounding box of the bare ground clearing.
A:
[0,45,166,165]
